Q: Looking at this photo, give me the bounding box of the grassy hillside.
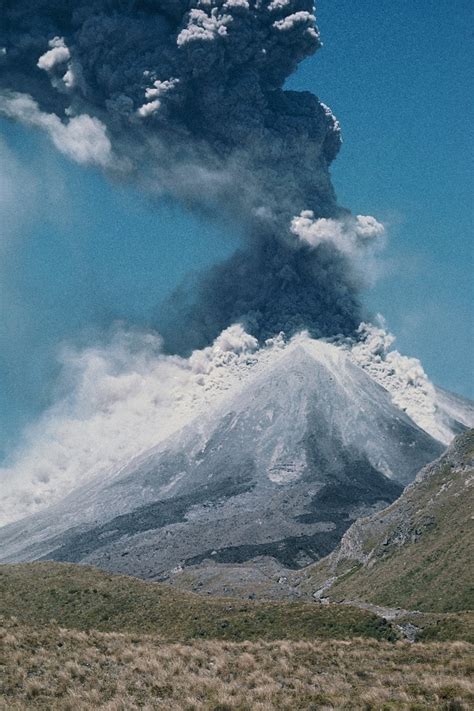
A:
[302,429,474,614]
[0,562,392,642]
[2,619,473,710]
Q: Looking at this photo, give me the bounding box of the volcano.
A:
[1,333,471,586]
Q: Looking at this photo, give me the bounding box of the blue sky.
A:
[0,0,472,456]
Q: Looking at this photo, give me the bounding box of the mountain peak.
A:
[0,331,447,581]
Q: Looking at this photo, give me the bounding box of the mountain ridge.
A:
[298,429,474,612]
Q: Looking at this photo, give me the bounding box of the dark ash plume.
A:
[0,0,375,349]
[159,233,362,353]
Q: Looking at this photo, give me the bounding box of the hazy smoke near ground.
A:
[0,0,383,349]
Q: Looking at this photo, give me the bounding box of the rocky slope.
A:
[300,429,474,612]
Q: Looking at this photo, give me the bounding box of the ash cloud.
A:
[0,0,381,349]
[159,232,363,353]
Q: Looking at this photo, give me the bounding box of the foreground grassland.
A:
[2,563,473,709]
[0,563,392,641]
[1,621,473,711]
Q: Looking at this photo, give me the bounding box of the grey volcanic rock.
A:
[333,428,473,570]
[0,339,446,582]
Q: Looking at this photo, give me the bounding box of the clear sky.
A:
[0,0,472,458]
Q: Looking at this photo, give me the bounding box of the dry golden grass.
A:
[1,619,473,710]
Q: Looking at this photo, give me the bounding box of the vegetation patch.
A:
[0,562,393,642]
[1,620,473,710]
[302,431,474,616]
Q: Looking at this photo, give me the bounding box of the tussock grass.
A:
[1,620,473,710]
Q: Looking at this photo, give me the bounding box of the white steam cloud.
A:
[37,36,80,92]
[0,92,113,167]
[291,211,384,252]
[291,211,385,284]
[37,36,71,72]
[138,78,180,118]
[0,325,266,525]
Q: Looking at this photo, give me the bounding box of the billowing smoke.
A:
[0,1,395,521]
[0,0,383,349]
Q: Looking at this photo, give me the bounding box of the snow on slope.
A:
[0,322,471,527]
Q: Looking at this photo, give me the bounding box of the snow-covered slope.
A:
[2,326,468,580]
